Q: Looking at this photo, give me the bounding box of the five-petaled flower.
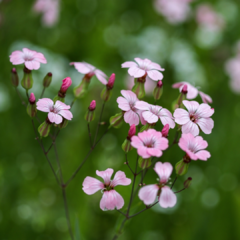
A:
[10,48,47,70]
[36,98,73,124]
[131,129,168,159]
[139,162,177,208]
[82,168,131,210]
[174,100,214,136]
[122,58,164,81]
[70,62,107,84]
[179,133,211,161]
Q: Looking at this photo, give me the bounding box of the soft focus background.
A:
[1,0,240,239]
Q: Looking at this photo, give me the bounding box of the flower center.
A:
[50,106,58,114]
[24,54,34,61]
[190,113,197,123]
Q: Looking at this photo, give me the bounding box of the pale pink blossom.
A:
[154,0,192,24]
[196,4,225,31]
[179,133,210,161]
[10,48,47,70]
[131,129,168,159]
[82,168,131,210]
[135,101,175,129]
[139,162,177,208]
[33,0,59,27]
[117,90,141,126]
[174,100,214,136]
[70,62,107,84]
[172,82,212,104]
[36,98,73,124]
[122,58,164,81]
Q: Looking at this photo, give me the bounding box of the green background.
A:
[0,0,240,239]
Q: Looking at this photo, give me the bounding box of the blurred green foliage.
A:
[0,0,240,240]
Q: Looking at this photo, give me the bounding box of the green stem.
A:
[93,102,105,145]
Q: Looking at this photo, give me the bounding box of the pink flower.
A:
[10,48,47,70]
[82,168,131,210]
[174,100,214,136]
[60,77,72,93]
[121,58,164,81]
[131,129,168,159]
[36,98,73,124]
[135,101,175,129]
[70,62,107,84]
[139,162,177,208]
[172,82,212,104]
[179,133,211,161]
[117,90,141,126]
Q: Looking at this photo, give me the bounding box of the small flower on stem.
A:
[85,100,96,122]
[82,168,131,210]
[27,93,37,118]
[36,98,73,124]
[184,177,192,189]
[139,162,177,208]
[10,48,47,70]
[174,100,214,136]
[153,80,163,100]
[161,124,169,138]
[101,73,116,102]
[43,72,52,87]
[122,124,136,153]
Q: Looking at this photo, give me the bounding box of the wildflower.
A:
[36,98,73,124]
[10,48,47,70]
[82,169,131,210]
[139,162,177,208]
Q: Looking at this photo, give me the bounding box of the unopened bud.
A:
[43,72,52,87]
[38,119,52,138]
[132,80,145,99]
[60,77,72,93]
[11,68,19,87]
[21,67,33,90]
[153,80,163,100]
[122,139,132,152]
[181,84,188,94]
[58,118,68,129]
[128,124,136,139]
[89,100,96,111]
[29,93,36,104]
[74,76,91,98]
[138,157,151,169]
[85,100,96,122]
[27,93,37,117]
[106,73,115,90]
[109,112,124,128]
[184,177,192,189]
[175,159,189,176]
[161,124,169,138]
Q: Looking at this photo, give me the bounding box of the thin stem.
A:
[31,120,60,185]
[93,102,105,145]
[26,90,29,100]
[40,87,46,98]
[116,209,126,217]
[174,188,186,194]
[112,219,127,240]
[46,130,61,154]
[125,154,134,175]
[168,130,180,150]
[70,97,76,107]
[171,177,178,189]
[87,123,93,148]
[53,143,63,184]
[16,88,27,106]
[65,127,109,186]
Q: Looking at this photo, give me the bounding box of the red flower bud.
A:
[128,124,136,138]
[89,100,96,111]
[29,93,36,104]
[60,77,72,93]
[107,73,115,89]
[157,80,163,88]
[161,124,169,138]
[181,84,188,94]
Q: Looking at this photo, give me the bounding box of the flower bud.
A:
[38,119,52,138]
[122,139,132,153]
[128,124,136,138]
[161,124,169,138]
[101,74,116,102]
[184,177,192,189]
[60,77,72,93]
[109,112,124,128]
[107,73,115,89]
[43,72,52,87]
[173,85,188,110]
[85,100,96,122]
[74,76,91,98]
[27,93,37,118]
[21,66,33,90]
[11,68,19,87]
[175,159,190,176]
[58,118,68,129]
[132,80,145,99]
[138,157,151,169]
[181,84,188,94]
[153,80,163,100]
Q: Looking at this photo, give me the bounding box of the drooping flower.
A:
[36,98,73,124]
[121,58,164,81]
[70,62,107,84]
[131,129,168,159]
[135,101,175,128]
[139,162,177,208]
[174,100,214,136]
[179,133,210,161]
[82,168,131,210]
[10,48,47,70]
[117,90,141,126]
[172,82,212,104]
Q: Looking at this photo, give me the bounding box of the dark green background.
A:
[0,0,240,239]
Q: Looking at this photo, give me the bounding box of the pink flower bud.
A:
[161,124,169,138]
[60,77,72,93]
[89,100,96,111]
[184,177,192,189]
[107,73,115,89]
[128,124,136,139]
[29,93,36,104]
[157,80,163,88]
[181,84,188,94]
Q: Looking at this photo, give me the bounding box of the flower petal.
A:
[131,136,144,148]
[121,61,138,68]
[124,110,139,126]
[154,162,173,183]
[182,100,199,113]
[199,91,212,104]
[117,97,131,111]
[159,186,177,208]
[135,101,150,110]
[100,190,124,210]
[147,70,163,81]
[195,103,214,118]
[195,150,211,161]
[147,148,162,157]
[128,66,145,78]
[182,121,199,136]
[197,118,214,134]
[96,168,114,185]
[111,171,131,187]
[121,90,138,103]
[138,184,159,205]
[142,111,159,124]
[82,176,104,195]
[58,110,73,120]
[70,62,91,74]
[36,98,53,112]
[25,60,40,70]
[95,70,108,84]
[173,109,190,125]
[48,112,63,124]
